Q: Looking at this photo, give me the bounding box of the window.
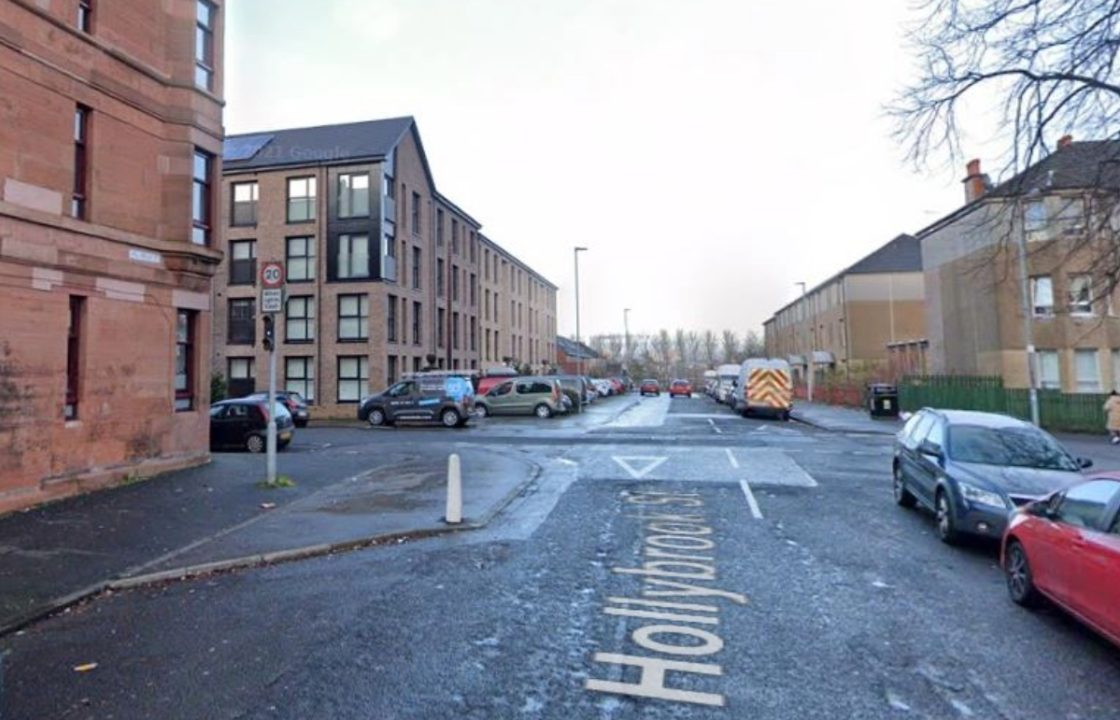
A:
[411,191,421,234]
[227,357,255,398]
[231,182,258,226]
[1075,349,1101,393]
[286,357,314,402]
[1037,350,1060,390]
[412,247,422,290]
[337,233,370,279]
[470,273,477,306]
[470,232,477,263]
[381,233,397,282]
[338,294,368,341]
[287,177,316,222]
[494,293,499,323]
[195,1,215,91]
[387,295,398,343]
[338,173,370,218]
[192,150,212,245]
[78,0,93,31]
[438,308,446,347]
[1055,480,1120,529]
[72,106,89,219]
[286,236,315,281]
[1030,276,1053,316]
[175,310,196,411]
[413,357,421,372]
[65,296,83,420]
[285,296,314,342]
[337,356,369,403]
[485,329,491,360]
[453,312,460,349]
[485,290,491,320]
[1069,274,1093,315]
[436,209,444,246]
[452,265,460,301]
[229,240,256,285]
[1024,200,1047,232]
[227,299,255,345]
[484,250,490,280]
[452,219,459,255]
[1113,350,1120,392]
[470,317,477,352]
[437,258,445,297]
[387,355,398,385]
[412,301,422,344]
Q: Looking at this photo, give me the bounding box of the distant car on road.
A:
[358,375,474,428]
[210,398,294,453]
[639,379,661,397]
[669,379,692,398]
[475,377,565,418]
[893,408,1090,544]
[1002,475,1120,648]
[243,391,310,427]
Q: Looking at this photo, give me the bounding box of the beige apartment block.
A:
[764,234,926,379]
[921,140,1120,393]
[212,117,557,419]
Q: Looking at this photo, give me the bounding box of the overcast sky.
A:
[225,0,970,339]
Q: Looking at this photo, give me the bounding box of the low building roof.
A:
[556,336,600,359]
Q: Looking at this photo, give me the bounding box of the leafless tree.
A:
[702,330,719,368]
[651,329,674,380]
[673,329,688,377]
[743,330,765,358]
[720,330,740,364]
[685,331,702,368]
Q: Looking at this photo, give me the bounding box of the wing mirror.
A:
[918,440,945,463]
[1077,457,1093,469]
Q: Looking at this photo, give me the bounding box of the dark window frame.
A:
[337,172,371,219]
[285,235,315,283]
[286,176,317,223]
[285,356,314,403]
[387,294,398,343]
[336,232,371,280]
[338,294,369,342]
[65,296,84,420]
[412,300,422,345]
[437,258,445,297]
[227,356,256,398]
[411,246,422,290]
[195,0,216,92]
[175,309,197,411]
[230,181,259,227]
[285,296,315,343]
[337,355,369,404]
[72,105,89,220]
[192,149,213,245]
[78,0,93,32]
[229,239,257,286]
[411,191,421,235]
[227,298,255,345]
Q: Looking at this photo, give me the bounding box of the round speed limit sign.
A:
[260,261,285,288]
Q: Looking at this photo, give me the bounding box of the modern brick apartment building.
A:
[920,140,1120,392]
[0,0,224,513]
[764,234,927,379]
[213,117,556,419]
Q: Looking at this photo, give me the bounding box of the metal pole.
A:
[797,282,814,403]
[1016,198,1041,426]
[266,337,278,483]
[574,247,585,413]
[623,308,631,376]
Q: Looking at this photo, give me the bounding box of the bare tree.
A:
[743,330,765,358]
[652,329,674,380]
[673,329,688,377]
[702,330,719,368]
[685,331,702,368]
[720,330,740,364]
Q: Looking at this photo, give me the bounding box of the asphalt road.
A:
[2,395,1118,719]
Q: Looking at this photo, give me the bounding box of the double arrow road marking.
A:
[612,456,669,480]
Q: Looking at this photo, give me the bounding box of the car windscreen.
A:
[947,425,1078,471]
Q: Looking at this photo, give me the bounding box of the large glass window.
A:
[195,1,215,91]
[285,357,314,402]
[227,299,255,345]
[192,150,212,245]
[1030,276,1053,316]
[229,240,256,285]
[1024,200,1047,232]
[227,357,255,398]
[1037,350,1060,390]
[287,177,316,222]
[1069,274,1093,315]
[337,233,370,279]
[286,236,315,282]
[175,310,196,411]
[337,356,369,403]
[231,182,258,226]
[381,234,397,282]
[1075,349,1101,393]
[338,173,370,218]
[285,297,314,342]
[72,106,89,219]
[338,294,368,341]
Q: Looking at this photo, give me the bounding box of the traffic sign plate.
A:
[261,288,283,313]
[261,261,284,289]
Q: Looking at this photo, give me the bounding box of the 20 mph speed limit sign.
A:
[261,261,285,288]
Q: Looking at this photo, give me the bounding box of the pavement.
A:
[0,439,538,637]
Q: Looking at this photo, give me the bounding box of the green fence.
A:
[898,375,1107,434]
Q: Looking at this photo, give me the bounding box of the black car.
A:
[893,408,1090,544]
[210,399,295,453]
[358,375,474,428]
[243,391,310,427]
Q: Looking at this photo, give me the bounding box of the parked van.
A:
[733,359,793,420]
[715,364,741,405]
[703,369,717,397]
[359,374,475,428]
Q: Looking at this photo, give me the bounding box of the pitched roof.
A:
[223,116,418,172]
[989,140,1120,197]
[845,233,922,275]
[556,336,599,359]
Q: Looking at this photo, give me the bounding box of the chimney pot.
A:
[963,159,986,203]
[1058,134,1073,149]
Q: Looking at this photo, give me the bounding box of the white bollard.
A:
[445,453,463,524]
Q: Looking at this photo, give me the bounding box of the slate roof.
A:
[845,233,921,275]
[989,140,1120,197]
[556,336,600,360]
[223,116,417,172]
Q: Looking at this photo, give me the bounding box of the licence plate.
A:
[279,431,292,442]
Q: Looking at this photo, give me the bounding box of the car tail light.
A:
[258,403,269,424]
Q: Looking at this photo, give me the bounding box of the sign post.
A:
[260,261,284,486]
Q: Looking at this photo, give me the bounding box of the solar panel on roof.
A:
[223,134,274,162]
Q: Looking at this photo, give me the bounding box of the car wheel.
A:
[475,403,489,418]
[534,403,552,419]
[441,408,461,428]
[367,408,386,427]
[1005,539,1042,607]
[245,434,265,453]
[935,488,960,545]
[893,464,917,508]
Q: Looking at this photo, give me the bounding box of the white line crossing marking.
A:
[612,456,669,479]
[739,480,763,519]
[724,448,739,469]
[708,418,723,435]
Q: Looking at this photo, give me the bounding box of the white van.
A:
[715,364,741,405]
[733,358,793,420]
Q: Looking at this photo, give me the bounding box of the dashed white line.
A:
[724,448,739,469]
[738,480,763,519]
[708,418,723,434]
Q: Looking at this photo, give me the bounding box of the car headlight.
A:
[957,482,1008,509]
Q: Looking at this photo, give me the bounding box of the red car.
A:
[669,379,692,398]
[1001,473,1120,647]
[639,379,660,397]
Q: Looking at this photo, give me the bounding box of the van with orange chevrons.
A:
[733,359,793,420]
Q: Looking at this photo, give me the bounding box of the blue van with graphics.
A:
[358,374,475,428]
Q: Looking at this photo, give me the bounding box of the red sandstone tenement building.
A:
[0,0,225,513]
[213,117,557,418]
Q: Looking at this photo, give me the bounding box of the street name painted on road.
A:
[612,456,668,480]
[585,489,747,708]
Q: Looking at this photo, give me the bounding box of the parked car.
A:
[475,377,565,418]
[610,378,626,395]
[893,408,1090,544]
[1002,475,1120,648]
[243,391,310,427]
[210,398,294,453]
[669,379,692,398]
[593,379,613,397]
[358,375,474,428]
[715,364,741,404]
[555,375,592,408]
[639,379,661,396]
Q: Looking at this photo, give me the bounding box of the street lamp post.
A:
[796,281,814,403]
[623,308,631,376]
[1016,192,1041,426]
[574,246,588,413]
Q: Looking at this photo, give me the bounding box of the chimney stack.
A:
[963,158,987,203]
[1058,134,1073,150]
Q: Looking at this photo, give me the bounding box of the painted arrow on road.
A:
[611,456,668,480]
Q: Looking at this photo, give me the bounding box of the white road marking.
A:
[724,448,739,469]
[738,480,763,519]
[612,456,669,479]
[707,419,722,434]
